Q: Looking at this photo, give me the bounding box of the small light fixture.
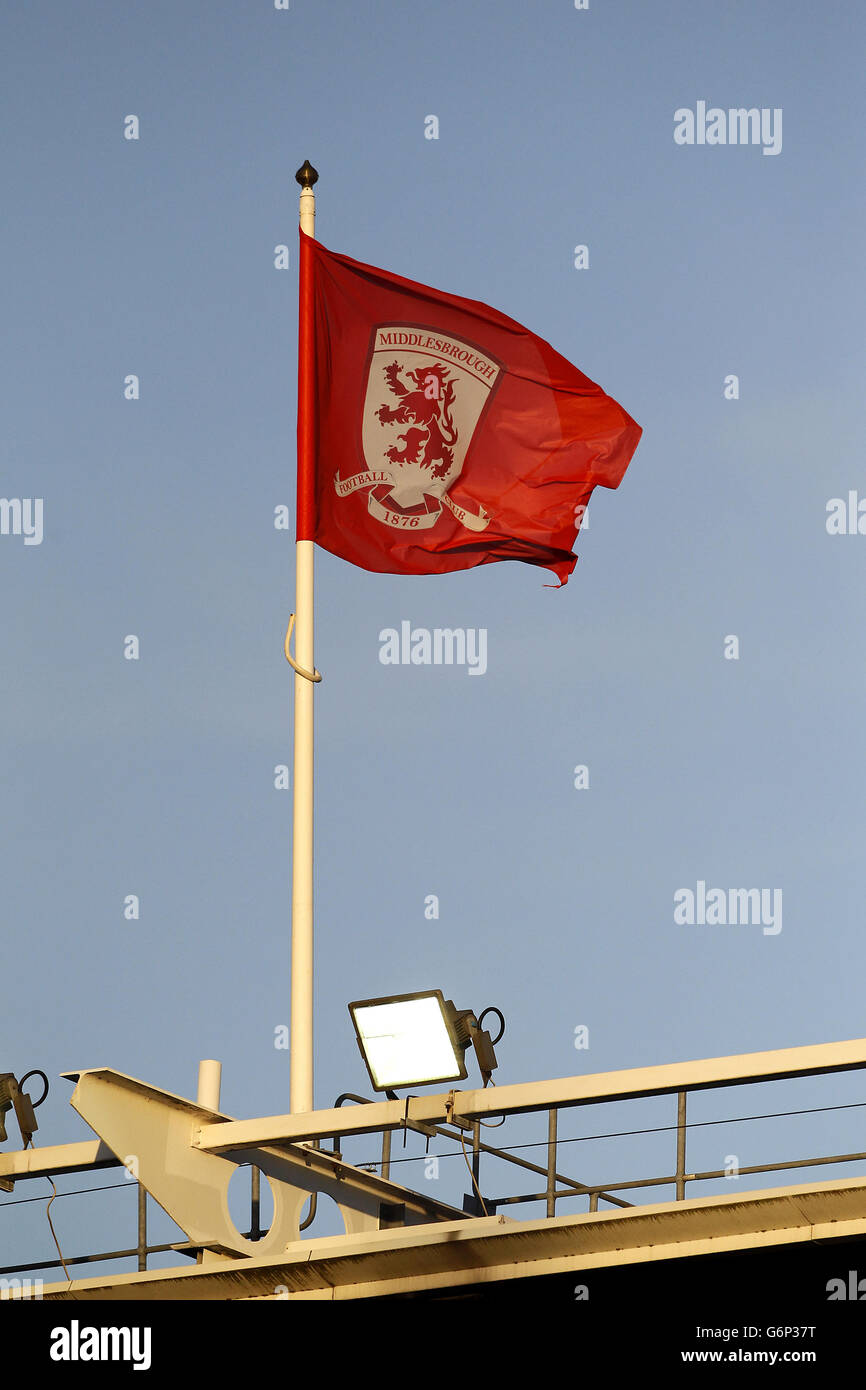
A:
[349,991,504,1092]
[0,1069,48,1148]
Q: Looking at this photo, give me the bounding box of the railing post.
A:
[137,1184,147,1271]
[676,1090,687,1200]
[546,1109,558,1217]
[381,1128,391,1182]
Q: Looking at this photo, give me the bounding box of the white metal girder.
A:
[0,1139,118,1185]
[191,1035,866,1153]
[35,1174,866,1301]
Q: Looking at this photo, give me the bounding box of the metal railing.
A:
[322,1043,866,1218]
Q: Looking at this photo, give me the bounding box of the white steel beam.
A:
[192,1035,866,1153]
[0,1139,119,1184]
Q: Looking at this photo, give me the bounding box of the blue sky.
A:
[2,0,865,1270]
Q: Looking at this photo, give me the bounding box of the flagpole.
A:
[290,159,318,1114]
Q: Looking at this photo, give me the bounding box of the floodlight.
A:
[349,991,504,1092]
[0,1070,48,1147]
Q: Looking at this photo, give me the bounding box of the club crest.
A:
[334,326,502,532]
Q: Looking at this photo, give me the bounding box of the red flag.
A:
[298,229,641,585]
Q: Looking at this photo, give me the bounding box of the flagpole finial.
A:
[295,160,319,189]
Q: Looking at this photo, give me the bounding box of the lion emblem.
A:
[376,361,457,482]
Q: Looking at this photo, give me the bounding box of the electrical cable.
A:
[44,1175,72,1286]
[16,1135,69,1284]
[0,1181,130,1210]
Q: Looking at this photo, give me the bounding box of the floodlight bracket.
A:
[443,1003,501,1084]
[467,1022,499,1087]
[447,1006,476,1051]
[447,1004,502,1088]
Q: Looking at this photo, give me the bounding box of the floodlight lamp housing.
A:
[349,991,471,1093]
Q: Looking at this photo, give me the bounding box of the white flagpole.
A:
[289,160,319,1114]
